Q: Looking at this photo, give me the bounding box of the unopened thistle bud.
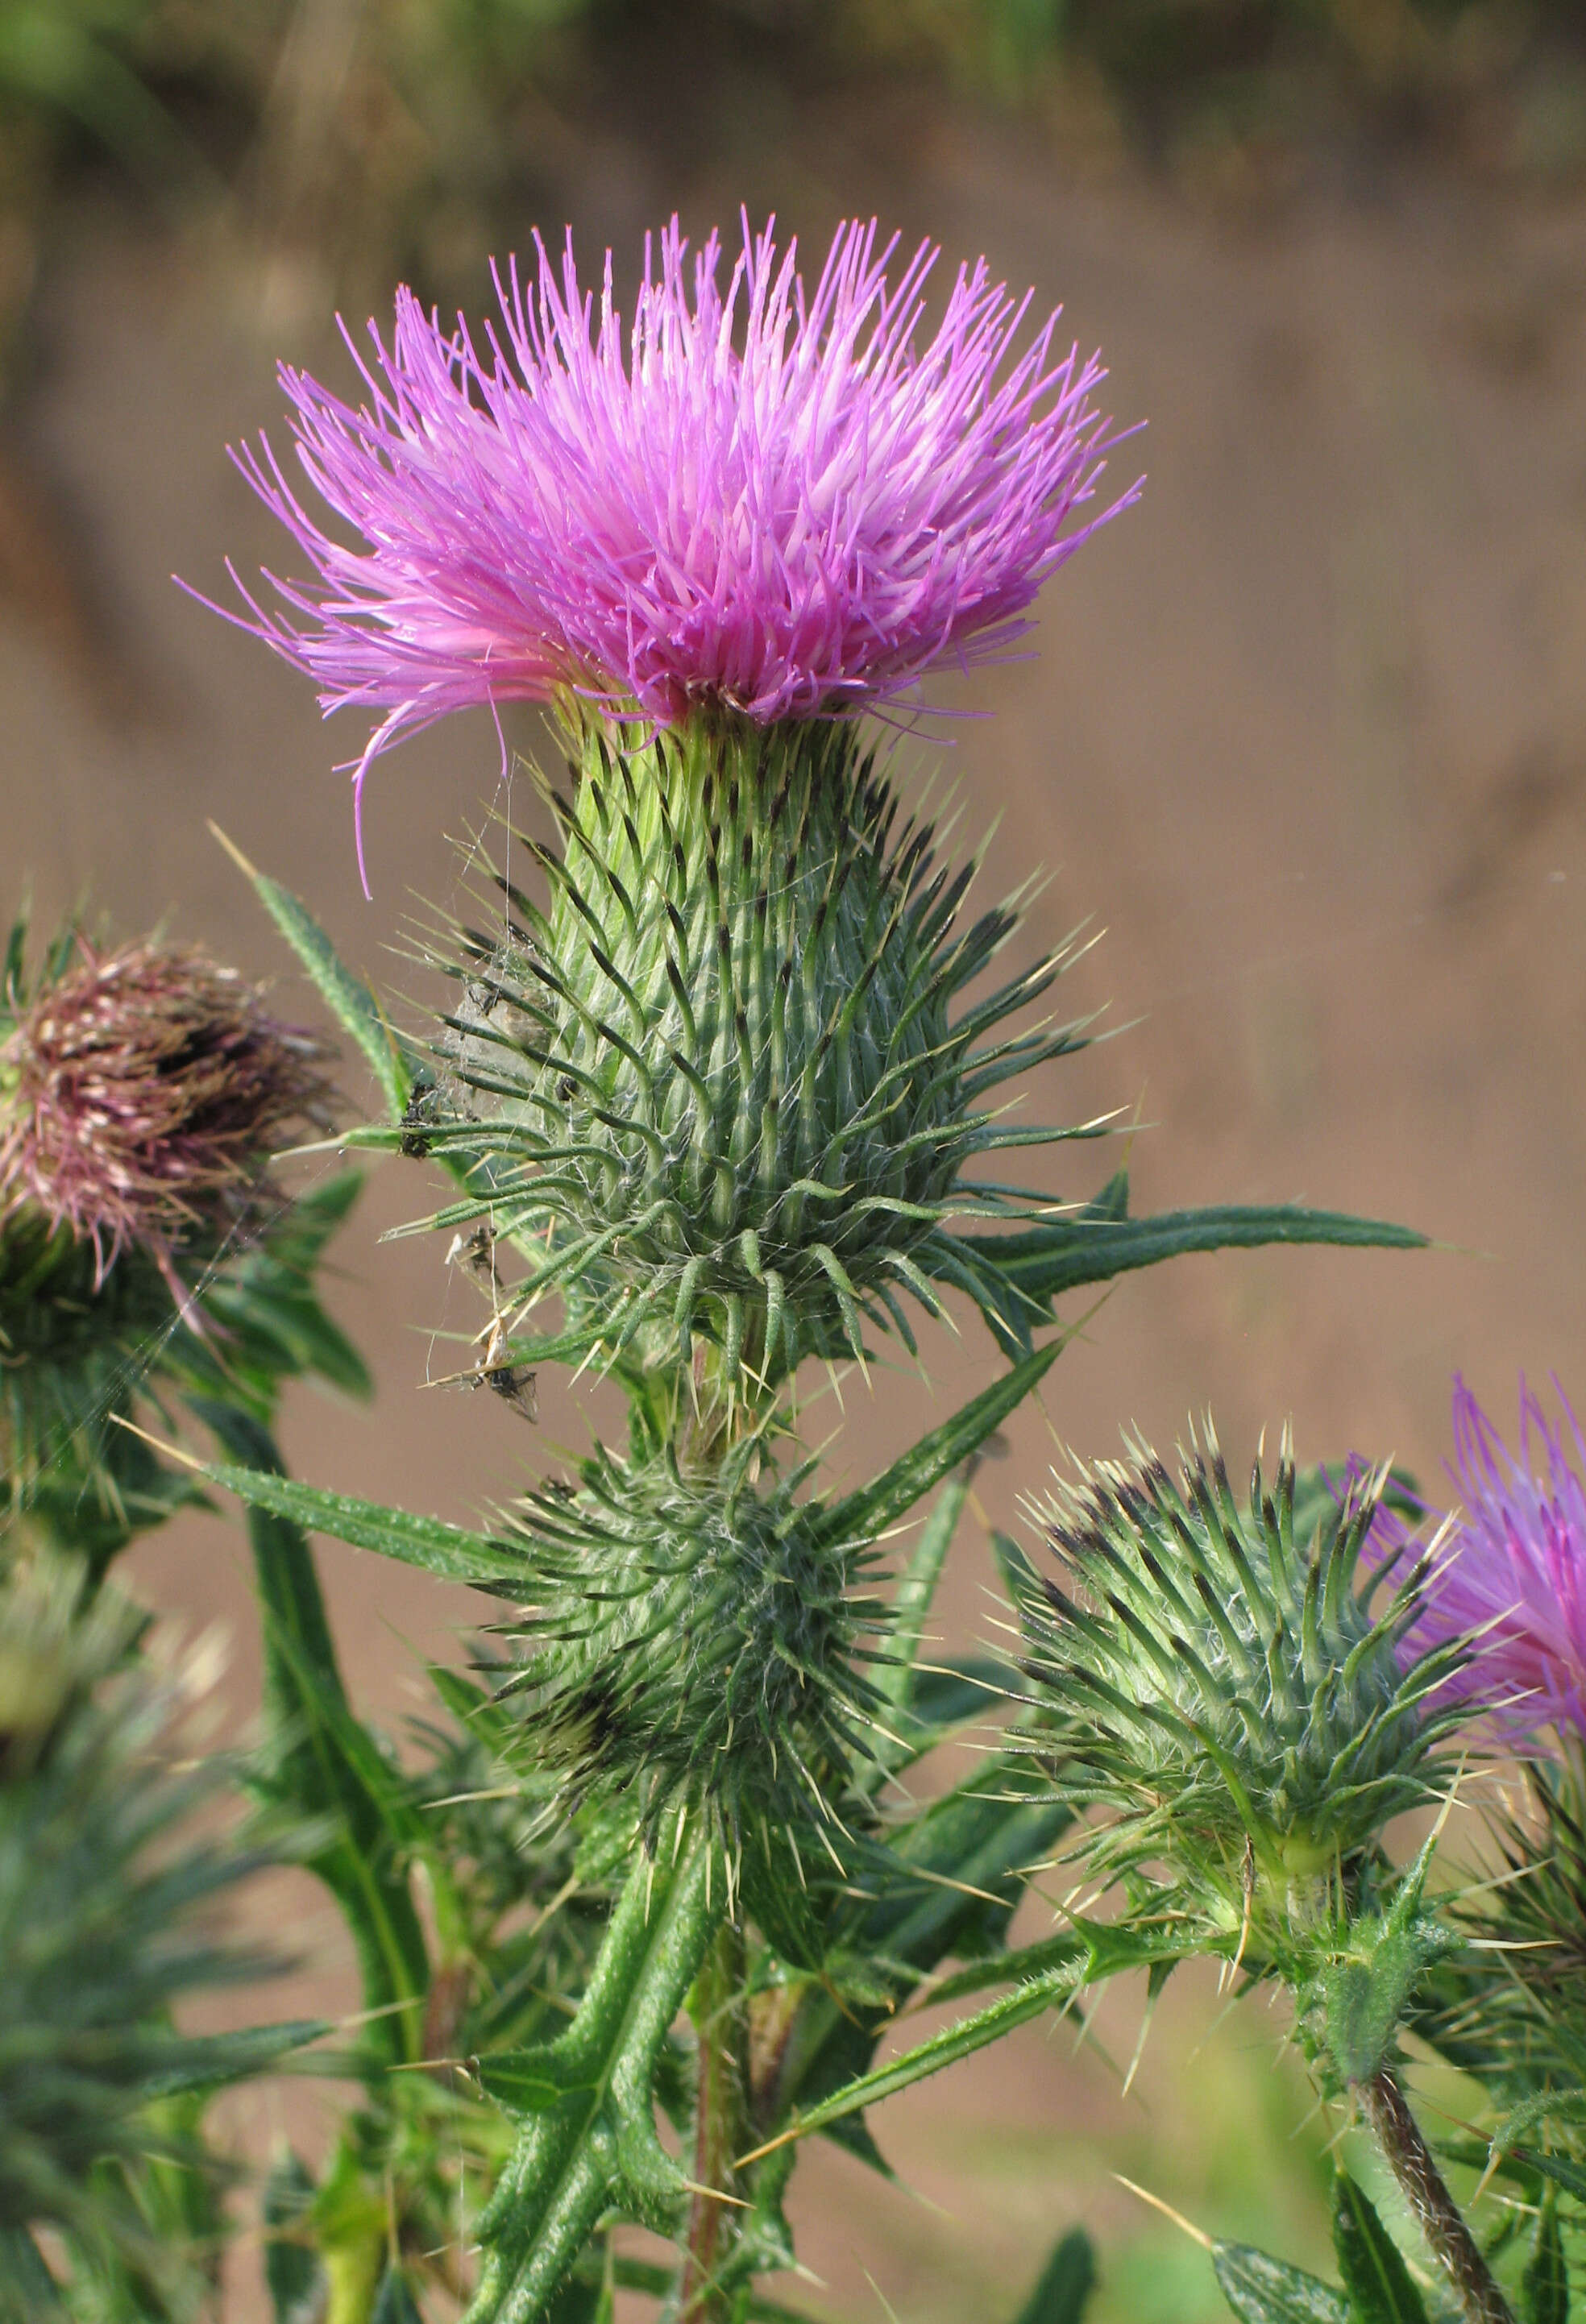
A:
[1017,1426,1471,1966]
[485,1424,886,1849]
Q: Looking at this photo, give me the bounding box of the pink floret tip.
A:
[193,213,1140,886]
[1352,1376,1586,1745]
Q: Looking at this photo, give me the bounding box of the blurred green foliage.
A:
[0,0,1580,394]
[2,0,1584,241]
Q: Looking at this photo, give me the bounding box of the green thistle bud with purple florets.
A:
[206,215,1138,891]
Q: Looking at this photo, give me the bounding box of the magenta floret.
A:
[202,214,1139,884]
[1359,1377,1586,1744]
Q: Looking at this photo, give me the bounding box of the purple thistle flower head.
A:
[200,214,1140,890]
[1356,1376,1586,1745]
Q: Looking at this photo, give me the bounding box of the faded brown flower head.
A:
[0,935,334,1282]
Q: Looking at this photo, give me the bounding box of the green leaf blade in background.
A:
[142,2019,329,2098]
[1213,2241,1352,2324]
[0,2224,65,2320]
[1331,2171,1430,2324]
[1010,2226,1098,2324]
[372,2268,426,2324]
[264,2148,325,2324]
[201,1406,432,2064]
[218,835,411,1122]
[1524,2193,1568,2324]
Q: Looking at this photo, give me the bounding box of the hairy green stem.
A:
[1356,2069,1514,2324]
[679,1912,749,2324]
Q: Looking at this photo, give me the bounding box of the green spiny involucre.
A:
[480,1426,886,1849]
[1018,1426,1470,1964]
[422,715,1094,1388]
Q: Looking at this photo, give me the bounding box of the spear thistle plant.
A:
[70,204,1488,2324]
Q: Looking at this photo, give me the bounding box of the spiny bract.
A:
[479,1427,886,1848]
[421,716,1094,1386]
[1018,1425,1471,1959]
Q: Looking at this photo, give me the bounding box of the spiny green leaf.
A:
[817,1339,1060,1551]
[464,1836,720,2324]
[911,1929,1085,2011]
[776,1761,1072,2146]
[745,1957,1079,2160]
[1010,2227,1097,2324]
[1524,2191,1568,2324]
[1319,1835,1456,2088]
[230,849,410,1122]
[1213,2242,1351,2324]
[952,1195,1426,1327]
[1331,2171,1430,2324]
[201,1458,496,1584]
[878,1470,970,1715]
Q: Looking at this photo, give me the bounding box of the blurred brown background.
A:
[6,2,1586,2316]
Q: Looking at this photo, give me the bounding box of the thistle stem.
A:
[1355,2069,1514,2324]
[678,1911,749,2324]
